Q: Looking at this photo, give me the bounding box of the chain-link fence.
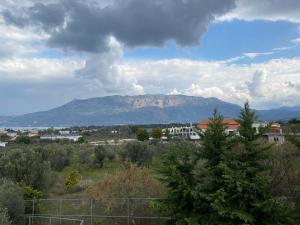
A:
[27,216,84,225]
[24,198,170,225]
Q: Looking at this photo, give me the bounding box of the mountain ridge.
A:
[0,95,299,127]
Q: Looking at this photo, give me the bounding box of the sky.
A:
[0,0,300,115]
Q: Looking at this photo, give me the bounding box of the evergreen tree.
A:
[157,142,200,225]
[208,102,295,225]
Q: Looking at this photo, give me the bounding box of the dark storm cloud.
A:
[2,0,236,52]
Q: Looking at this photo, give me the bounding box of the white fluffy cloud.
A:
[0,52,300,114]
[220,0,300,22]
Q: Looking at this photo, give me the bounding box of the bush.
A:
[0,179,24,225]
[15,136,31,144]
[94,145,106,168]
[0,208,12,225]
[0,147,51,190]
[0,133,10,142]
[46,144,72,171]
[77,145,95,168]
[89,165,165,219]
[136,128,149,141]
[151,128,163,139]
[121,141,153,166]
[65,170,81,191]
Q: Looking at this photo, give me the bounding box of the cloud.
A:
[292,38,300,44]
[219,0,300,22]
[243,52,274,59]
[75,36,144,95]
[2,0,236,52]
[246,69,267,97]
[0,56,300,114]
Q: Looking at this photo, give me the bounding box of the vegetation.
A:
[94,145,106,168]
[15,136,31,144]
[157,104,298,225]
[151,127,163,139]
[0,179,24,225]
[0,208,12,225]
[121,141,153,166]
[0,106,299,224]
[136,128,150,141]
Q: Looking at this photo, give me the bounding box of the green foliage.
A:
[157,104,296,225]
[18,182,43,200]
[121,141,153,166]
[65,170,81,190]
[136,128,149,141]
[94,145,106,168]
[151,128,163,139]
[77,136,86,143]
[0,147,51,190]
[46,144,72,171]
[156,142,200,225]
[0,179,24,225]
[0,133,10,142]
[0,208,12,225]
[15,136,31,144]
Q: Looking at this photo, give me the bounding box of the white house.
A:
[163,124,200,140]
[40,134,82,142]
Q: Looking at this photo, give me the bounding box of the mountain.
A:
[0,95,299,127]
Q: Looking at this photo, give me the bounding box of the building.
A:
[198,119,269,136]
[198,119,240,135]
[262,123,285,145]
[163,124,200,140]
[40,134,82,142]
[0,142,7,147]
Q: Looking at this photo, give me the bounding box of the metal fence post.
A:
[59,199,63,225]
[127,198,130,225]
[50,217,52,225]
[32,200,35,217]
[90,199,93,225]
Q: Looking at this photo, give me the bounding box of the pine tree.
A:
[208,102,295,225]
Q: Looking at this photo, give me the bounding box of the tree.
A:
[157,105,296,225]
[136,128,149,141]
[77,136,86,143]
[0,133,10,142]
[0,179,24,225]
[209,102,295,225]
[0,147,51,190]
[121,141,153,166]
[151,128,163,139]
[94,145,106,168]
[156,141,202,225]
[15,136,30,144]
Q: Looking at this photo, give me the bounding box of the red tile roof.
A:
[197,119,240,129]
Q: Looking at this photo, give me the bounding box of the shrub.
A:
[46,144,72,171]
[15,136,31,144]
[89,165,165,217]
[94,145,106,168]
[136,128,149,141]
[0,208,12,225]
[0,179,24,225]
[121,141,153,166]
[151,128,163,139]
[0,147,51,190]
[65,170,81,191]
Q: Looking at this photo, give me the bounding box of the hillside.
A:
[0,95,299,127]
